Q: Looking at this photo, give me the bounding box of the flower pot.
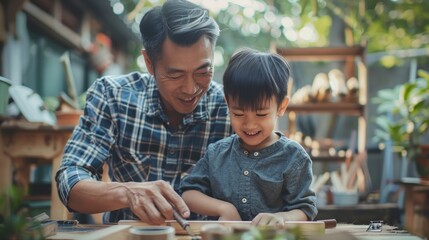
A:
[332,191,359,206]
[55,110,82,126]
[416,145,429,181]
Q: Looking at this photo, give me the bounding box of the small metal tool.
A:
[366,220,383,232]
[173,209,194,236]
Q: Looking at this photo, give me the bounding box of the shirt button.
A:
[169,149,175,155]
[243,170,249,176]
[242,198,247,203]
[254,152,259,157]
[243,150,248,155]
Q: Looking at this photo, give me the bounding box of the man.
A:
[56,0,232,224]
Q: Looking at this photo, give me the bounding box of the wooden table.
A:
[398,177,429,238]
[0,122,74,220]
[316,203,400,225]
[46,222,423,240]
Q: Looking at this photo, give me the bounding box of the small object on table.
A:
[366,220,383,232]
[317,219,337,229]
[129,226,176,240]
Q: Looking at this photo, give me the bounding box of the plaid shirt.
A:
[56,72,232,223]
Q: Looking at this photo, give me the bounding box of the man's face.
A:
[144,36,214,116]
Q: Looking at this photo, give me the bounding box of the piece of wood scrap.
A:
[285,221,325,236]
[119,220,248,235]
[47,225,131,240]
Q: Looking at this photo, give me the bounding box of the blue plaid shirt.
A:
[55,72,232,223]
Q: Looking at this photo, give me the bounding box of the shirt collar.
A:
[233,132,286,158]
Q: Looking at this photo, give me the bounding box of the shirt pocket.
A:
[113,145,152,181]
[251,172,285,214]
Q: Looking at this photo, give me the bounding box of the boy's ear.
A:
[141,49,155,75]
[277,96,289,117]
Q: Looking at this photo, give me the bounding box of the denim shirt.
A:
[180,132,317,221]
[55,72,232,223]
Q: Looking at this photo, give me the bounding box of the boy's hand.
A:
[217,202,241,221]
[252,213,285,227]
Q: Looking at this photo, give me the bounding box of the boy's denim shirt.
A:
[180,132,317,221]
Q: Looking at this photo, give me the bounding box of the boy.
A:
[180,48,317,226]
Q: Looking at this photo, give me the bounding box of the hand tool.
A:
[173,209,194,236]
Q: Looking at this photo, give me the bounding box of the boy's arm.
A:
[182,190,241,221]
[275,209,308,221]
[275,209,308,222]
[251,209,307,226]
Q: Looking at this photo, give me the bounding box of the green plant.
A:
[372,69,429,163]
[0,186,45,240]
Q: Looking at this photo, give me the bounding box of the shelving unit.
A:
[276,45,367,156]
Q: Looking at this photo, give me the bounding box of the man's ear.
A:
[141,49,155,75]
[277,96,289,117]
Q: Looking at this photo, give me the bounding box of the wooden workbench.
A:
[398,177,429,238]
[46,222,423,240]
[0,121,74,220]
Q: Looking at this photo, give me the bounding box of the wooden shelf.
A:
[277,46,365,61]
[310,156,347,162]
[277,45,368,154]
[287,102,364,116]
[23,195,51,201]
[316,203,400,225]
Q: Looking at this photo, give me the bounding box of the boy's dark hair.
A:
[139,0,220,65]
[223,48,291,110]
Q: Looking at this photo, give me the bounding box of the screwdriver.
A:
[173,209,194,236]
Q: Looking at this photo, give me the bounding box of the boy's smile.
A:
[228,96,288,152]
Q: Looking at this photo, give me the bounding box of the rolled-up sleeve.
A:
[55,79,116,209]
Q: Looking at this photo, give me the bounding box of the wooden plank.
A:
[287,102,364,115]
[118,220,325,236]
[48,225,132,240]
[276,46,365,61]
[23,2,82,49]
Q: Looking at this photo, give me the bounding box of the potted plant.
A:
[0,186,46,239]
[372,69,429,180]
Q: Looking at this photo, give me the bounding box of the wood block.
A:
[285,221,325,236]
[47,225,131,240]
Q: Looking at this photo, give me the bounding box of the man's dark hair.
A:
[223,48,291,110]
[139,0,220,64]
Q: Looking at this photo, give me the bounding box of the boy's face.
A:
[228,96,289,152]
[142,36,214,116]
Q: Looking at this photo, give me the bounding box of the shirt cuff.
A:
[56,166,95,212]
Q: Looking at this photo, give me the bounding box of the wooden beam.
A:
[22,1,82,50]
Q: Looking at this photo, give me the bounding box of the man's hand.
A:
[125,180,190,224]
[252,213,284,227]
[68,179,189,225]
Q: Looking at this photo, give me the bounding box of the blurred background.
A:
[1,0,429,231]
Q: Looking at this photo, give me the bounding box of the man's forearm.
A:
[68,180,129,214]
